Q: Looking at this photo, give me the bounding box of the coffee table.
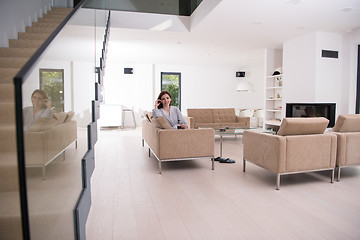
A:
[214,128,274,162]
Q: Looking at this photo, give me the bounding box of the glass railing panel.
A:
[21,6,96,240]
[83,0,203,16]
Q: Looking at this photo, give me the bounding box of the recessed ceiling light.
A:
[341,7,354,13]
[286,0,302,5]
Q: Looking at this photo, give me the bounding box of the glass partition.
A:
[19,5,100,239]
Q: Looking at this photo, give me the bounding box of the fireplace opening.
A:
[286,103,336,127]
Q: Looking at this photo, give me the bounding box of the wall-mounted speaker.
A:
[124,68,133,74]
[236,71,245,77]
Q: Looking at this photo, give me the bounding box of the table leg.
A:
[220,135,223,157]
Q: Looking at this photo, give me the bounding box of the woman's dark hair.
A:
[31,89,49,99]
[157,90,171,109]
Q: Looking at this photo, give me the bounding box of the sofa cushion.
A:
[277,117,329,136]
[332,114,360,132]
[212,108,236,123]
[28,116,60,132]
[187,109,213,123]
[152,117,172,129]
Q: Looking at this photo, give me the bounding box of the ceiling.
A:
[58,0,360,68]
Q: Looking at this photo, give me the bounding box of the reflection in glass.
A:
[19,6,98,239]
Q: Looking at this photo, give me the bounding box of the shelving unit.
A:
[264,73,283,131]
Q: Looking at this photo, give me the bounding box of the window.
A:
[39,69,64,112]
[161,72,181,110]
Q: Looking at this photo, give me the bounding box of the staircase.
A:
[0,8,72,240]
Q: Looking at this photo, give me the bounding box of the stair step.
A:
[0,191,22,240]
[37,17,64,24]
[0,216,22,240]
[18,32,49,41]
[50,8,73,13]
[9,39,43,48]
[0,68,19,84]
[0,47,37,58]
[0,57,29,68]
[0,83,14,102]
[0,158,19,192]
[0,102,16,125]
[30,22,59,28]
[42,13,68,20]
[0,128,16,153]
[26,26,56,33]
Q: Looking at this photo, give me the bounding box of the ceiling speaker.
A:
[236,71,245,77]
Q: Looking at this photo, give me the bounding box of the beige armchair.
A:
[243,117,337,190]
[142,119,215,173]
[332,114,360,181]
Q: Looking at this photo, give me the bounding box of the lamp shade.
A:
[236,80,254,92]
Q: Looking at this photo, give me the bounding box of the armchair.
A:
[332,114,360,181]
[243,117,337,190]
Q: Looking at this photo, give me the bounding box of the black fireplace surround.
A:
[286,103,336,127]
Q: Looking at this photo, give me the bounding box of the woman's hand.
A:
[155,99,161,109]
[180,124,188,129]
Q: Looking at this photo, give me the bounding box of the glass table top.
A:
[214,127,274,135]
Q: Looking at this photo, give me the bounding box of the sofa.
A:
[142,117,215,173]
[187,108,250,129]
[24,111,77,179]
[332,114,360,181]
[243,117,337,190]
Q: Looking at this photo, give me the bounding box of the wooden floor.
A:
[86,128,360,240]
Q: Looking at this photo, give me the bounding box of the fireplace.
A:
[286,103,336,127]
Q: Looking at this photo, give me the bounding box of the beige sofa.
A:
[243,117,337,190]
[332,114,360,181]
[187,108,250,129]
[24,111,77,179]
[142,118,215,173]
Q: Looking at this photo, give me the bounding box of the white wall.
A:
[283,30,359,116]
[0,0,52,47]
[342,27,360,114]
[315,32,342,104]
[100,57,265,127]
[283,32,317,104]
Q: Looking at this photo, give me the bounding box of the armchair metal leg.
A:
[276,174,280,190]
[142,139,144,147]
[158,160,162,174]
[148,148,150,157]
[243,159,246,172]
[337,167,341,182]
[331,168,335,183]
[211,157,214,170]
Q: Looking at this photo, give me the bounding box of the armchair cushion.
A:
[277,117,329,136]
[332,114,360,132]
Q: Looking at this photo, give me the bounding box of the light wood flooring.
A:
[86,128,360,240]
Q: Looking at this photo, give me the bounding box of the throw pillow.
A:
[54,112,68,123]
[152,117,172,129]
[64,111,75,122]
